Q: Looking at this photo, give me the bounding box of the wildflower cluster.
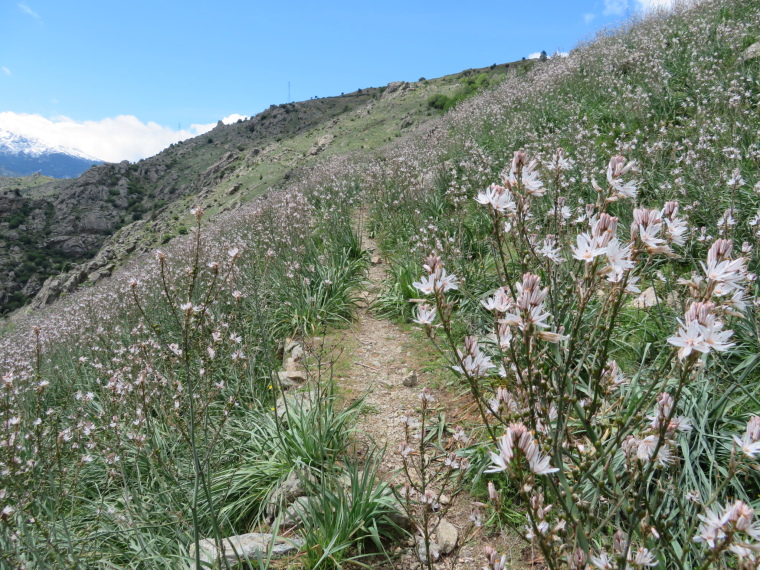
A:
[403,145,758,568]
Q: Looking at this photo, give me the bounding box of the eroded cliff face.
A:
[0,158,188,313]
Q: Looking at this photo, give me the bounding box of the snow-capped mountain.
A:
[0,128,103,178]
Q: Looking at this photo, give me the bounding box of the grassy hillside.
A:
[1,0,760,568]
[0,63,516,316]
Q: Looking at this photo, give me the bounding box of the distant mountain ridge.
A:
[0,128,102,178]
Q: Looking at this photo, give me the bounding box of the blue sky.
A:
[0,0,669,162]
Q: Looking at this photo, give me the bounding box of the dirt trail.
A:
[346,227,424,480]
[325,212,528,570]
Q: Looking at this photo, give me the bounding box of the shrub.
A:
[405,151,760,568]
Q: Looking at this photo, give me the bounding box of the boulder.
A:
[275,391,314,419]
[277,369,307,387]
[281,496,313,528]
[416,537,440,564]
[633,287,658,308]
[387,501,412,531]
[289,343,304,362]
[189,532,303,567]
[79,212,113,234]
[266,471,307,521]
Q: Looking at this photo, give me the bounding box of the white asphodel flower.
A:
[412,274,436,295]
[485,425,558,475]
[734,417,760,459]
[603,238,634,282]
[475,184,517,214]
[667,320,710,359]
[412,304,436,326]
[572,233,606,262]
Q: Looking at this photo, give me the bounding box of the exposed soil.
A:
[312,211,530,569]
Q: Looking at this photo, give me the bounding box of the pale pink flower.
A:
[629,547,657,567]
[604,238,635,282]
[481,288,513,313]
[734,416,760,459]
[538,236,563,263]
[412,274,436,295]
[590,552,614,569]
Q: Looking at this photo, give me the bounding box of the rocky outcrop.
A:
[382,81,409,99]
[308,133,333,156]
[196,152,240,191]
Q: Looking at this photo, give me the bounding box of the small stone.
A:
[370,255,382,265]
[416,538,440,564]
[402,371,418,387]
[633,287,657,308]
[437,519,458,555]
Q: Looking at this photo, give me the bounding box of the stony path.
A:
[346,232,424,482]
[323,212,529,570]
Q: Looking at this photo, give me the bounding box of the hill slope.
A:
[0,63,516,314]
[1,1,760,568]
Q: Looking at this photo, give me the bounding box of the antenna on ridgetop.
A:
[288,82,291,103]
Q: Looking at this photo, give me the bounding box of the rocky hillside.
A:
[0,62,519,315]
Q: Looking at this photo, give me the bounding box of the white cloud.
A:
[1,67,10,76]
[583,13,596,23]
[603,0,629,15]
[220,113,249,124]
[552,51,569,58]
[0,112,245,162]
[18,2,40,19]
[527,52,542,59]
